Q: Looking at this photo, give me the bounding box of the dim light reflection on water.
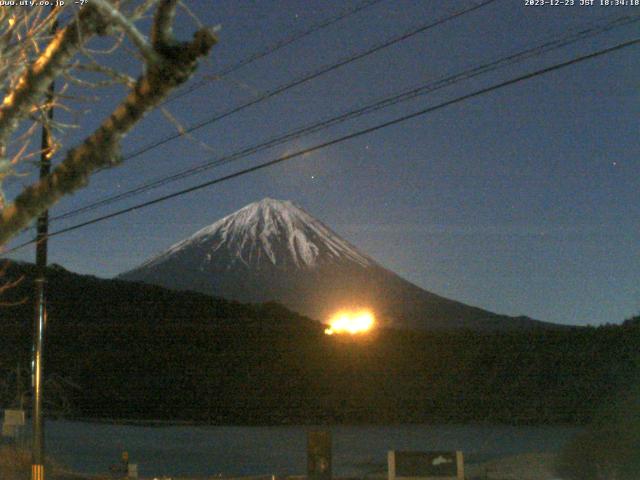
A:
[33,420,581,478]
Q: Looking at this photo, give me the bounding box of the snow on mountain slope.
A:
[137,198,373,272]
[121,198,560,331]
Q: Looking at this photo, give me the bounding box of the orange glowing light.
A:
[324,309,375,335]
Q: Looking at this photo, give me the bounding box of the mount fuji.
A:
[120,198,557,331]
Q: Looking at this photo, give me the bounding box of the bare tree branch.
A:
[0,6,106,168]
[0,261,25,306]
[0,12,217,244]
[91,0,160,65]
[130,0,162,21]
[152,0,178,50]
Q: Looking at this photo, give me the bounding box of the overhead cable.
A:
[51,12,640,223]
[4,36,637,255]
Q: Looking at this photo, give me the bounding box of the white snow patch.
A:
[132,198,374,272]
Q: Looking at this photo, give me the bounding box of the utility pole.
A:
[32,11,57,480]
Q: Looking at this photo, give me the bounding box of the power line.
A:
[114,0,500,164]
[6,1,383,89]
[50,12,640,223]
[54,12,639,221]
[164,0,387,106]
[3,3,382,217]
[5,37,638,255]
[54,0,498,216]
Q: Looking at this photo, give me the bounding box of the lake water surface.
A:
[40,421,580,478]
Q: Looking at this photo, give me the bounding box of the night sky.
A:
[3,0,639,326]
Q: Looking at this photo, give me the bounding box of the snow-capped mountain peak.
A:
[137,198,373,271]
[120,198,556,332]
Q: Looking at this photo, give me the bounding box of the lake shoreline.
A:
[51,452,563,480]
[37,420,579,479]
[57,416,587,428]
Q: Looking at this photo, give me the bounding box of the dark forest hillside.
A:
[0,261,638,425]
